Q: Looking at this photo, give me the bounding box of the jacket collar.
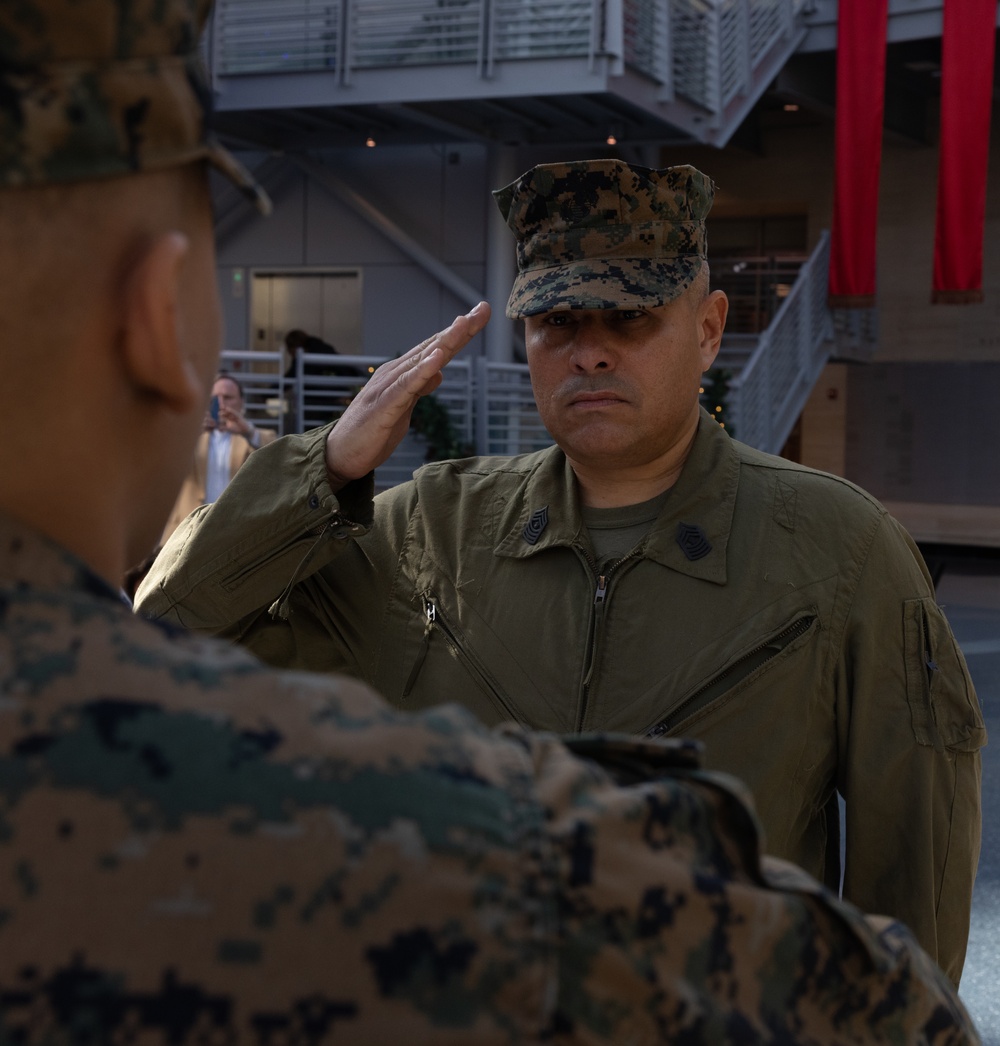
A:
[494,409,738,585]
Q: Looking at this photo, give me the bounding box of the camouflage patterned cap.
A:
[494,159,714,318]
[0,0,270,214]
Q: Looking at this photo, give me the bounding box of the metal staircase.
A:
[717,231,834,454]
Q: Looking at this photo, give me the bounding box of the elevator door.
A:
[251,270,362,359]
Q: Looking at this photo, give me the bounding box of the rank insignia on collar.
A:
[522,506,549,545]
[676,522,711,561]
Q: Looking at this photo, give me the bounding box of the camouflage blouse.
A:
[0,515,978,1042]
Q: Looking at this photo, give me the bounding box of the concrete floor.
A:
[936,569,1000,1043]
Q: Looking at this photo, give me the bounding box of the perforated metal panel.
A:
[491,0,595,61]
[213,0,681,82]
[717,1,744,108]
[749,0,784,60]
[350,0,483,68]
[216,0,341,74]
[670,0,714,109]
[729,232,833,452]
[623,0,669,81]
[672,0,801,117]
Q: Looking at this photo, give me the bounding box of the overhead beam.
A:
[381,103,495,144]
[291,155,484,310]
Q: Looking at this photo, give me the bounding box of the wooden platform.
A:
[883,501,1000,549]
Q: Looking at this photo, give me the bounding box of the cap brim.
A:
[507,255,704,318]
[206,140,272,217]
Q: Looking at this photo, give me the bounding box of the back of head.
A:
[0,0,269,578]
[284,330,309,350]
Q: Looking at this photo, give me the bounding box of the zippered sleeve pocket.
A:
[903,598,986,752]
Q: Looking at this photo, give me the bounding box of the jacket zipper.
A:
[401,599,436,698]
[224,516,337,593]
[402,595,520,722]
[577,546,642,731]
[646,614,817,738]
[922,610,939,688]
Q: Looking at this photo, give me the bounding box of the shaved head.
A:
[0,161,222,581]
[0,164,212,379]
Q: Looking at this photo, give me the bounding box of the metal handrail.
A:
[217,350,293,436]
[290,352,478,440]
[727,231,833,453]
[222,236,835,476]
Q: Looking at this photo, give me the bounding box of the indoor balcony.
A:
[206,0,811,150]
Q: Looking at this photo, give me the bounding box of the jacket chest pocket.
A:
[646,611,818,738]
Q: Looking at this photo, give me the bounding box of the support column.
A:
[484,145,519,364]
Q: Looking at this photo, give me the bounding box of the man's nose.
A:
[568,330,613,372]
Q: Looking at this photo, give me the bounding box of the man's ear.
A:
[698,289,728,371]
[120,231,202,412]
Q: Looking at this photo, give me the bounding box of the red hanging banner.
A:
[828,0,889,308]
[932,0,998,304]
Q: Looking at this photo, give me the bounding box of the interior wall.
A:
[798,362,849,477]
[214,143,492,359]
[845,362,1000,507]
[660,110,1000,365]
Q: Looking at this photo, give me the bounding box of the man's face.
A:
[524,286,725,476]
[212,377,243,414]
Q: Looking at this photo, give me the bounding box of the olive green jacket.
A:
[139,411,986,985]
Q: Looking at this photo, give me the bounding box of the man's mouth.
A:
[567,390,626,408]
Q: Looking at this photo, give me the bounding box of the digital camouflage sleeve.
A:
[1,515,979,1043]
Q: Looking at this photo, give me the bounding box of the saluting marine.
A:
[0,0,982,1040]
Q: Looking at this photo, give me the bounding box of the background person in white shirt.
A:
[162,373,275,541]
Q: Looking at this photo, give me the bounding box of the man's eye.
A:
[544,313,572,327]
[615,310,646,322]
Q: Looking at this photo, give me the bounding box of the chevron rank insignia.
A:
[522,506,549,545]
[676,522,712,561]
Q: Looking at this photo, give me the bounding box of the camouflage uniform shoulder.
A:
[501,724,978,1043]
[0,517,978,1042]
[1,516,547,1040]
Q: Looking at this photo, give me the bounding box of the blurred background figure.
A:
[284,328,362,380]
[162,373,275,541]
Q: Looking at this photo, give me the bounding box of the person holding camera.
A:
[162,372,275,541]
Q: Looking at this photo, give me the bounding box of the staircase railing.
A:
[725,230,834,453]
[220,233,836,474]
